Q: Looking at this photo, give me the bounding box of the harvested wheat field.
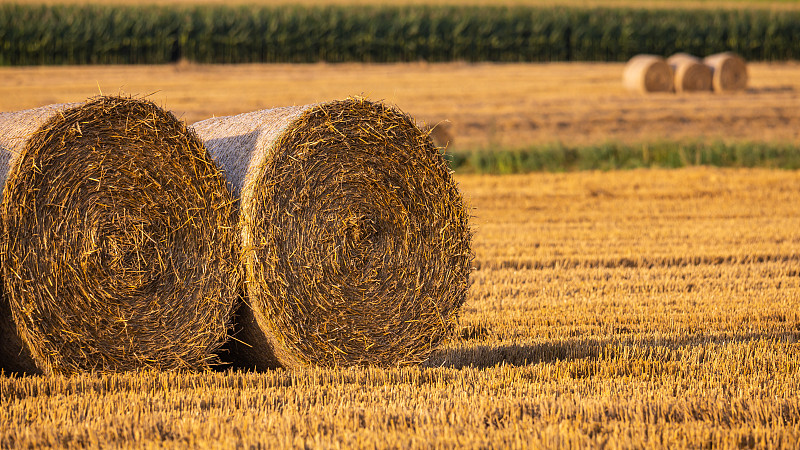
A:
[0,62,798,149]
[2,167,799,447]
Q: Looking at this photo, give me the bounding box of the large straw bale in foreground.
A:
[623,55,674,93]
[704,52,748,92]
[0,96,240,375]
[192,98,472,369]
[667,53,712,93]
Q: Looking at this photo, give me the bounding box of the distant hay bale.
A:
[623,55,674,93]
[667,53,712,93]
[192,98,472,369]
[704,52,748,92]
[0,96,239,375]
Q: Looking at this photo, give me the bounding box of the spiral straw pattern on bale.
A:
[192,98,472,369]
[622,55,674,93]
[704,52,748,92]
[667,53,712,93]
[0,96,240,375]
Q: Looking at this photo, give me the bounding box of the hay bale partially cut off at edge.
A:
[667,53,712,93]
[704,52,748,92]
[623,55,674,93]
[0,104,74,374]
[0,97,240,374]
[192,98,472,369]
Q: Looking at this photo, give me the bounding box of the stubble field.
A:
[1,58,799,446]
[2,167,800,447]
[1,62,799,150]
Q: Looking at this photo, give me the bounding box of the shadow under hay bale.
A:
[192,98,472,369]
[0,96,240,375]
[704,52,748,92]
[623,54,674,93]
[667,53,712,93]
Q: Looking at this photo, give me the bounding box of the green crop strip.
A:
[445,141,800,174]
[0,4,798,65]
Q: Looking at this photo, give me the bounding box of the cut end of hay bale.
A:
[704,52,748,92]
[195,98,473,369]
[256,99,473,368]
[667,53,712,93]
[623,55,674,93]
[0,96,240,374]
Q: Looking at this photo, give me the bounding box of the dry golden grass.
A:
[2,167,799,447]
[1,62,798,150]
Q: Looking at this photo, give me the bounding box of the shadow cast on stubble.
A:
[424,330,800,370]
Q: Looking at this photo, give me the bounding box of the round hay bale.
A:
[703,52,748,92]
[623,54,674,93]
[0,96,240,374]
[667,53,712,93]
[192,98,472,369]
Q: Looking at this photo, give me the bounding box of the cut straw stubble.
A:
[192,97,473,369]
[0,96,240,375]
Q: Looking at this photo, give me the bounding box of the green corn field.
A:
[0,4,799,65]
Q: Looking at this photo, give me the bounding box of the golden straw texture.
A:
[704,52,748,92]
[0,96,240,375]
[667,53,712,93]
[0,103,75,374]
[192,98,472,369]
[622,55,674,93]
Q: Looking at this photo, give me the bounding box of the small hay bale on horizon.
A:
[0,96,240,375]
[704,52,748,92]
[623,54,674,93]
[192,98,473,370]
[667,53,712,93]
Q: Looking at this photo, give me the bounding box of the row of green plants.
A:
[445,141,800,174]
[1,4,798,65]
